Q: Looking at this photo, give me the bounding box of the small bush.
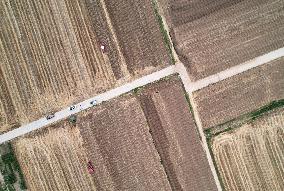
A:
[68,115,77,124]
[250,100,284,120]
[5,184,16,191]
[4,173,16,185]
[1,153,15,165]
[19,179,27,190]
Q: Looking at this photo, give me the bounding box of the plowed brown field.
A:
[138,76,218,191]
[13,125,96,191]
[78,95,171,191]
[0,0,170,133]
[211,108,284,191]
[11,76,220,190]
[165,0,284,80]
[193,57,284,129]
[104,0,170,75]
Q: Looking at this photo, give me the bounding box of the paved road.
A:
[1,47,283,144]
[187,47,284,92]
[0,66,175,144]
[172,47,284,191]
[1,47,282,191]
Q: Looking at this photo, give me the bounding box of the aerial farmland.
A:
[14,126,96,191]
[162,0,284,80]
[78,95,172,191]
[137,76,218,191]
[193,57,284,129]
[0,0,171,134]
[211,108,284,191]
[1,0,284,190]
[1,76,221,190]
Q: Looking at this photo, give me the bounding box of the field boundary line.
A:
[176,62,223,191]
[0,66,175,144]
[187,47,284,92]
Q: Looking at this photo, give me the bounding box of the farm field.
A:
[165,0,242,28]
[7,75,221,190]
[137,76,218,191]
[13,124,96,191]
[211,108,284,191]
[164,0,284,80]
[193,57,284,129]
[0,0,170,134]
[104,0,170,75]
[78,95,171,191]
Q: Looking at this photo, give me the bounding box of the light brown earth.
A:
[0,0,170,134]
[78,95,172,191]
[10,76,222,190]
[193,57,284,129]
[211,108,284,191]
[13,124,96,191]
[104,0,170,75]
[138,76,218,191]
[164,0,284,80]
[168,0,242,28]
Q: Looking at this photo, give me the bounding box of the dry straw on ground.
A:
[212,108,284,191]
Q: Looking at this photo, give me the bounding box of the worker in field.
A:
[87,161,95,174]
[99,41,106,53]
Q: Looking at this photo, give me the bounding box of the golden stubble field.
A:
[211,108,284,191]
[13,125,96,191]
[0,0,170,134]
[164,0,284,80]
[10,76,220,191]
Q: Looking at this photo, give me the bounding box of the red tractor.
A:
[87,161,95,174]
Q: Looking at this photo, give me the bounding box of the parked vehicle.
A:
[69,105,76,111]
[90,100,98,106]
[46,114,55,120]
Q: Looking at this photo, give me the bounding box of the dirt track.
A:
[212,108,284,191]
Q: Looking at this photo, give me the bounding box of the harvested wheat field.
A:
[211,108,284,191]
[103,0,170,75]
[162,0,242,28]
[78,95,171,191]
[164,0,284,80]
[193,57,284,129]
[0,0,170,133]
[13,124,96,191]
[137,76,218,191]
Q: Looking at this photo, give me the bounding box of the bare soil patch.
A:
[164,0,284,80]
[78,95,171,191]
[137,76,218,191]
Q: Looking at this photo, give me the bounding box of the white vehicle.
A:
[90,100,98,106]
